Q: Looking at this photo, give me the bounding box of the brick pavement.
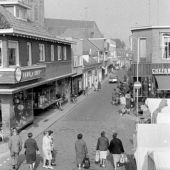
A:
[0,77,109,170]
[0,76,137,170]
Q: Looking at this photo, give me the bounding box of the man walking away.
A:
[8,128,22,170]
[96,131,109,167]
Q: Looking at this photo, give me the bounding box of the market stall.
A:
[134,124,170,170]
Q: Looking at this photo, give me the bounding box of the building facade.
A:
[0,4,73,135]
[130,26,170,99]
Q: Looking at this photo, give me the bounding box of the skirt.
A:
[25,151,36,164]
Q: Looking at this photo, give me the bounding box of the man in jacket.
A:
[96,131,109,167]
[8,128,22,170]
[108,131,124,170]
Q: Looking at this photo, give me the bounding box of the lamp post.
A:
[130,36,141,117]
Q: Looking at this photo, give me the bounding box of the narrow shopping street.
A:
[15,80,136,170]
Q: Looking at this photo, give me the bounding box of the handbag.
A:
[95,150,100,163]
[119,153,128,164]
[82,157,90,169]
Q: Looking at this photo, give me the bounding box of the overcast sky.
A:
[44,0,170,45]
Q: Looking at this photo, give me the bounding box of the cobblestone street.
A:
[2,81,137,170]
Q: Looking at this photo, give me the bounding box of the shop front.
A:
[152,65,170,97]
[71,75,83,96]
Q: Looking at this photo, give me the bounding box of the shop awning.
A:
[155,75,170,90]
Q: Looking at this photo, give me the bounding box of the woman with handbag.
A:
[75,133,88,169]
[24,132,39,170]
[108,131,124,170]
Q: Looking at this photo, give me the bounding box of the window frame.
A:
[39,44,45,62]
[0,40,2,67]
[57,46,62,60]
[162,34,170,60]
[27,42,32,66]
[8,40,19,66]
[51,45,54,61]
[63,46,67,60]
[139,37,147,59]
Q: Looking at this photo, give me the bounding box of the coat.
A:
[24,138,39,164]
[96,136,109,151]
[109,138,124,154]
[8,134,22,154]
[75,139,88,165]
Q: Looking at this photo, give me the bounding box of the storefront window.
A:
[12,89,33,129]
[33,83,56,109]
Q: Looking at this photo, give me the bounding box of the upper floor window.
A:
[63,46,67,60]
[8,41,19,66]
[15,6,27,20]
[57,46,61,60]
[51,45,54,61]
[0,41,2,67]
[162,35,170,59]
[27,42,32,66]
[139,38,146,58]
[39,44,45,62]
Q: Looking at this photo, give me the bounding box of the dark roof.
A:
[0,5,73,44]
[45,18,103,38]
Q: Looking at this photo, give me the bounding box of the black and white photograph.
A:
[0,0,170,170]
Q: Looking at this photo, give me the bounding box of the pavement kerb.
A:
[0,76,109,160]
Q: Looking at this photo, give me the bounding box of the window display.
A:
[13,89,33,129]
[33,83,56,109]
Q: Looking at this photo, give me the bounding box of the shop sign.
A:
[152,68,170,74]
[21,67,45,82]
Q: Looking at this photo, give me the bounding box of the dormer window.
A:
[15,6,27,20]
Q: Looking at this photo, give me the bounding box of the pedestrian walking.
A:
[8,128,22,170]
[108,131,124,170]
[42,131,53,169]
[75,133,88,169]
[98,81,101,90]
[24,132,39,170]
[48,130,56,166]
[96,131,109,167]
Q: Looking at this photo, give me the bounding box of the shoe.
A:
[48,166,54,169]
[43,165,48,168]
[51,163,56,166]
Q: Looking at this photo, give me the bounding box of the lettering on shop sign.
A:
[22,69,42,80]
[152,68,170,74]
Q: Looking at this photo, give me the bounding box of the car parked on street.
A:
[109,75,118,83]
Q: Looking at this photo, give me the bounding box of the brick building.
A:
[0,4,74,134]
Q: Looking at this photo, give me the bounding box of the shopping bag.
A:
[82,157,90,169]
[95,150,100,163]
[119,153,129,164]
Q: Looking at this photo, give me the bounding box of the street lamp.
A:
[130,36,141,116]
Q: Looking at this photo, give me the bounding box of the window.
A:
[57,46,61,60]
[63,46,67,60]
[8,41,19,66]
[162,35,170,59]
[0,41,2,66]
[51,45,54,61]
[139,38,146,58]
[39,44,45,61]
[15,6,27,20]
[27,42,32,66]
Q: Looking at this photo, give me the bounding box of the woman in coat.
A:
[24,132,39,170]
[108,131,124,170]
[75,133,88,169]
[42,131,53,169]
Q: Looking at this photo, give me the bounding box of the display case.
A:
[33,83,56,109]
[12,89,34,129]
